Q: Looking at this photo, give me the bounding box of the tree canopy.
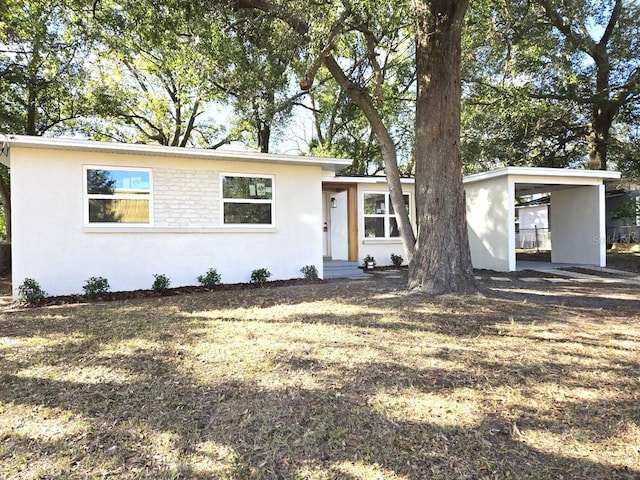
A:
[462,0,640,176]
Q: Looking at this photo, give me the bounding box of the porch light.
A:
[331,197,337,208]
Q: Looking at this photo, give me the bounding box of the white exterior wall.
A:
[357,183,415,266]
[550,185,605,266]
[464,175,513,271]
[10,147,324,297]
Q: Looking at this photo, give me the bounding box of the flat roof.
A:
[463,166,621,184]
[3,135,352,172]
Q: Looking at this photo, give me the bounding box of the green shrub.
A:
[197,268,221,289]
[363,254,376,267]
[83,276,110,298]
[300,264,319,280]
[17,278,47,305]
[390,253,404,267]
[250,268,271,285]
[152,273,171,292]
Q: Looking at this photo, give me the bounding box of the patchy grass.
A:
[1,278,639,479]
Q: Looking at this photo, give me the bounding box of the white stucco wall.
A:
[10,146,324,297]
[464,175,513,271]
[357,183,415,266]
[550,185,605,266]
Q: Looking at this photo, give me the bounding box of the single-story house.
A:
[3,136,350,297]
[2,136,620,298]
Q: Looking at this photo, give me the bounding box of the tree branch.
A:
[538,0,595,55]
[233,0,309,35]
[599,0,622,47]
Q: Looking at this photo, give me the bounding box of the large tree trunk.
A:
[587,108,614,170]
[409,0,477,295]
[587,55,614,170]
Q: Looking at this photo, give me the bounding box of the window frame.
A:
[220,172,275,227]
[83,166,153,227]
[362,191,411,239]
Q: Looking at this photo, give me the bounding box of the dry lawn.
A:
[1,272,639,479]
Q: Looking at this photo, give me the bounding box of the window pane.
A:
[389,218,400,237]
[364,217,385,238]
[223,176,272,200]
[87,169,150,194]
[389,194,410,214]
[224,203,272,224]
[89,199,149,223]
[364,193,386,215]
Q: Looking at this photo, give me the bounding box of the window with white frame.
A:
[85,167,151,224]
[363,192,410,238]
[221,174,274,225]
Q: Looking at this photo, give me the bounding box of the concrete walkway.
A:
[513,261,640,285]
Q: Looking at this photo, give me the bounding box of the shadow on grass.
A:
[1,280,639,478]
[0,369,637,479]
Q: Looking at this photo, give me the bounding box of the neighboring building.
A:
[515,197,551,251]
[606,184,640,244]
[2,136,621,298]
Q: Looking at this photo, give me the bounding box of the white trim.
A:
[220,172,275,227]
[83,227,278,234]
[83,165,153,227]
[362,191,411,240]
[8,135,351,171]
[507,180,516,271]
[464,166,620,185]
[599,184,607,267]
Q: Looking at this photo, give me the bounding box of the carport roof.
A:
[463,167,621,196]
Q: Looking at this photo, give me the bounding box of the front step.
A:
[323,260,369,279]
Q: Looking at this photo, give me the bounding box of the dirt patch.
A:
[559,267,625,278]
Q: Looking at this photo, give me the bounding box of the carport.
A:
[463,167,621,272]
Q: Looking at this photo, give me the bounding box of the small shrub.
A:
[390,253,404,267]
[18,278,47,305]
[300,264,319,280]
[83,276,110,298]
[152,273,171,293]
[362,254,376,267]
[197,268,221,289]
[250,268,271,285]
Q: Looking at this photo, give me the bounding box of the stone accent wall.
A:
[153,168,219,227]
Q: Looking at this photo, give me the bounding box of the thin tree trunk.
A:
[409,0,477,295]
[324,54,416,262]
[0,167,10,243]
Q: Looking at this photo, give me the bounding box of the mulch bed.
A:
[31,278,325,307]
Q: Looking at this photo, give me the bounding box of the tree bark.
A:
[587,48,614,170]
[409,0,477,294]
[0,166,11,243]
[324,54,416,262]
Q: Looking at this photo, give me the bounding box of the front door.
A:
[322,191,331,257]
